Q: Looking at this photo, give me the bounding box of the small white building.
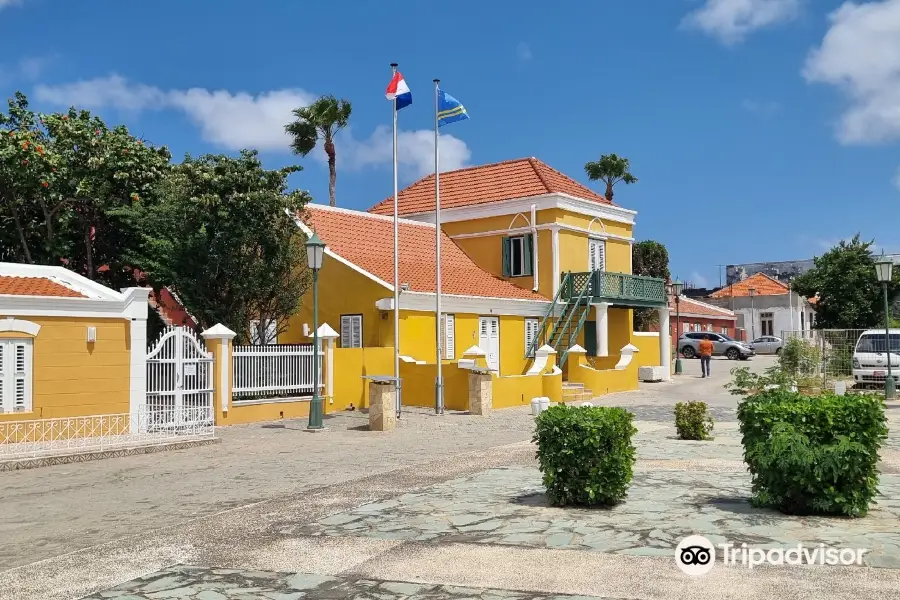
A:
[704,273,815,340]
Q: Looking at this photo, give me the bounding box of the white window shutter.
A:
[266,320,278,345]
[0,340,31,413]
[351,316,362,348]
[443,315,455,360]
[0,343,6,413]
[480,318,488,337]
[340,316,352,348]
[525,318,538,357]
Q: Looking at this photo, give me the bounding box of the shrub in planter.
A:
[674,401,714,440]
[737,389,888,517]
[533,404,637,507]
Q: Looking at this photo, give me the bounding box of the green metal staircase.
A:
[525,272,593,369]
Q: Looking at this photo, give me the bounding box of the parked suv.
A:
[852,329,900,386]
[678,332,755,360]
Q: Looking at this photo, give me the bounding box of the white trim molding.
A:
[403,192,637,227]
[376,291,560,318]
[449,221,634,244]
[0,317,40,336]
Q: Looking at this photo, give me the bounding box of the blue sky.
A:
[1,0,898,288]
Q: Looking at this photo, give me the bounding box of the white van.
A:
[852,329,900,386]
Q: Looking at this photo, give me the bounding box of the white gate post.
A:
[310,324,339,406]
[125,287,150,433]
[202,324,237,423]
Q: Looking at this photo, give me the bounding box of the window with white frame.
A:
[760,312,774,337]
[340,314,363,348]
[588,238,606,272]
[706,324,713,332]
[0,339,32,413]
[502,235,533,278]
[441,314,455,360]
[524,318,540,358]
[721,327,728,335]
[682,322,691,333]
[249,319,278,345]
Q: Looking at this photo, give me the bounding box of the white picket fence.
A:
[0,406,215,461]
[232,343,324,400]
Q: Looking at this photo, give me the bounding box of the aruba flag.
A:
[437,89,469,127]
[385,72,412,110]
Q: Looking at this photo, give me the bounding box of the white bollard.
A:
[538,397,550,413]
[531,397,541,415]
[834,381,847,396]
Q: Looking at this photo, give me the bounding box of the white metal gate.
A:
[146,326,214,428]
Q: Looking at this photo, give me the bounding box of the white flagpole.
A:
[391,62,402,418]
[433,79,444,414]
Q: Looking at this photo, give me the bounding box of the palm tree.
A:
[285,95,352,207]
[584,153,638,204]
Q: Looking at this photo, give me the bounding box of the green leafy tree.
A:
[584,153,637,203]
[135,150,310,343]
[792,235,900,329]
[285,95,352,207]
[0,92,171,288]
[42,108,170,284]
[632,240,670,330]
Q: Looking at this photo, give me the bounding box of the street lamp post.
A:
[305,233,327,429]
[673,280,684,375]
[875,254,895,400]
[748,287,757,340]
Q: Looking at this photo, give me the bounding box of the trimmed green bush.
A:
[738,389,888,517]
[533,404,637,507]
[674,401,714,440]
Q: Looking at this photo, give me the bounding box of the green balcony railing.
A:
[561,271,667,307]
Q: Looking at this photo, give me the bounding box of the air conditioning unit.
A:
[639,366,666,382]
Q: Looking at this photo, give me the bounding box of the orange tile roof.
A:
[303,205,546,301]
[0,275,85,298]
[670,296,736,319]
[710,272,790,298]
[368,157,611,216]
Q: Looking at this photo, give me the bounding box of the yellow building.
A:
[285,157,670,408]
[0,262,150,422]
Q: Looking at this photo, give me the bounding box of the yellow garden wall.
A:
[492,373,543,409]
[0,316,132,421]
[630,333,662,369]
[399,362,469,411]
[568,352,640,397]
[332,347,395,411]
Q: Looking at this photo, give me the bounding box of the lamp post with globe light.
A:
[673,280,684,375]
[875,253,896,400]
[305,233,327,429]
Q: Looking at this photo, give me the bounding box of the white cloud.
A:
[516,42,533,62]
[18,56,53,80]
[33,74,472,176]
[804,0,900,145]
[689,271,710,288]
[681,0,802,45]
[0,0,23,9]
[741,98,781,118]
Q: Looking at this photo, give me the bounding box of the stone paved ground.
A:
[7,355,900,600]
[86,565,626,600]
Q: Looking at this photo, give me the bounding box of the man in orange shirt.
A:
[698,335,714,378]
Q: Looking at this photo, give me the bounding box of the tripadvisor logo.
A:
[675,535,870,575]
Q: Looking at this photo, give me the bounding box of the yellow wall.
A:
[567,352,640,398]
[630,333,662,369]
[492,374,543,409]
[0,317,132,421]
[400,362,469,411]
[282,255,391,348]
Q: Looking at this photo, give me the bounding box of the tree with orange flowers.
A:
[0,92,171,286]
